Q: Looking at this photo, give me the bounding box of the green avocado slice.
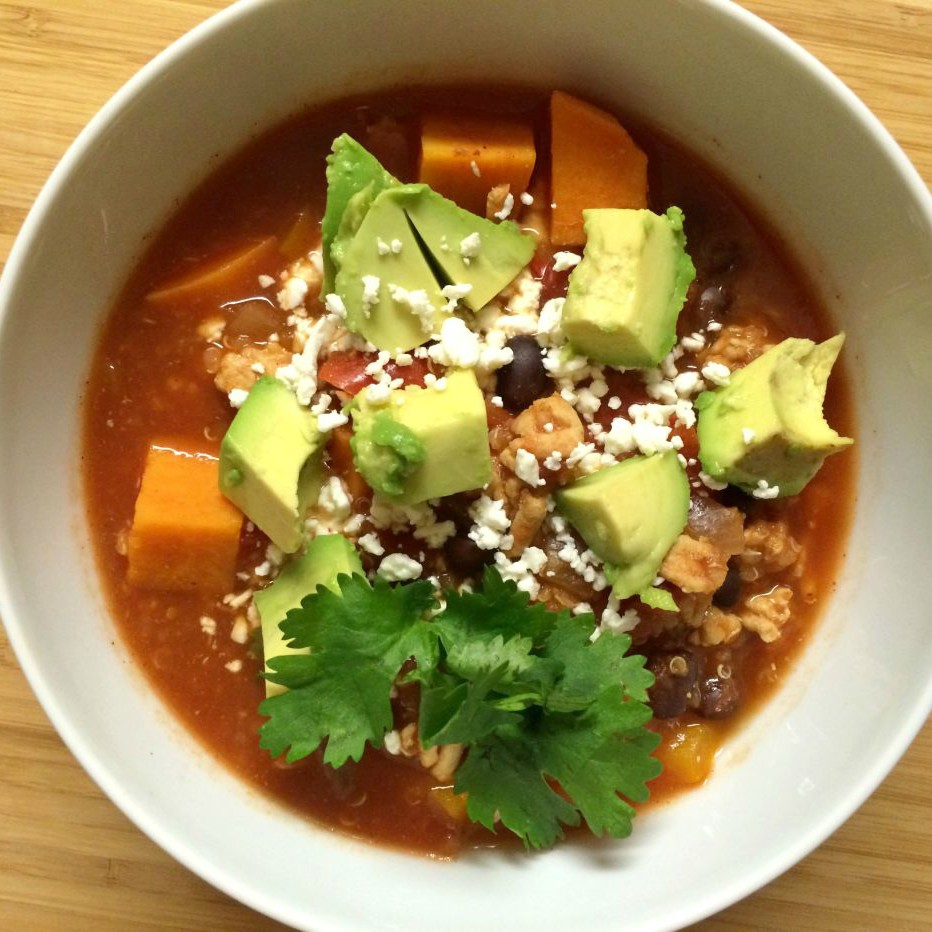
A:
[555,451,689,600]
[322,134,399,293]
[219,377,326,553]
[562,207,695,368]
[696,334,852,497]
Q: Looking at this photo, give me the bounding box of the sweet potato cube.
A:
[127,443,243,592]
[419,114,536,216]
[550,91,648,246]
[146,236,278,306]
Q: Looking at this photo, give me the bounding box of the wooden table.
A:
[1,1,930,928]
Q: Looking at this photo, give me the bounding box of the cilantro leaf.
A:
[455,726,580,849]
[438,585,660,848]
[257,567,661,850]
[438,565,555,647]
[418,667,519,748]
[542,615,654,711]
[259,575,438,767]
[533,696,661,838]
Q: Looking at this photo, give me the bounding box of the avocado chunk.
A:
[402,186,537,312]
[323,135,536,351]
[219,377,326,553]
[696,334,852,497]
[334,187,450,352]
[562,207,695,367]
[555,451,689,599]
[350,406,426,498]
[254,534,363,697]
[322,133,398,293]
[349,369,492,505]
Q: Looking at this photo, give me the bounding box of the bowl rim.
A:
[1,0,931,929]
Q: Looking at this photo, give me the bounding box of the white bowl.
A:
[1,1,930,929]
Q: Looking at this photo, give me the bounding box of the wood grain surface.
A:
[1,1,930,929]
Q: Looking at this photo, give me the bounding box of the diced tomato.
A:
[318,350,432,396]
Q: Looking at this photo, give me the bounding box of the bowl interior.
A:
[1,1,931,929]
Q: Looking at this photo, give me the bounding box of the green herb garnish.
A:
[259,568,661,849]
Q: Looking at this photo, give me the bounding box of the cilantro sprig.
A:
[259,567,661,849]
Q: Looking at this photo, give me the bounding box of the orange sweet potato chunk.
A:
[127,443,243,592]
[146,236,278,306]
[550,91,648,246]
[419,114,536,216]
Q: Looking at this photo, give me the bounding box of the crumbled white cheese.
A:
[506,272,542,316]
[310,393,333,415]
[552,251,581,272]
[537,298,565,346]
[468,496,513,551]
[490,395,504,408]
[317,476,353,521]
[386,284,436,333]
[383,730,402,755]
[222,589,253,610]
[441,282,473,312]
[701,361,732,386]
[460,232,482,260]
[706,320,723,332]
[228,388,249,409]
[258,274,276,289]
[591,600,640,641]
[428,316,480,368]
[224,660,243,674]
[673,370,704,398]
[275,312,341,405]
[324,293,347,318]
[317,410,349,432]
[514,448,545,487]
[357,532,385,556]
[742,427,757,445]
[199,616,217,637]
[377,237,391,256]
[230,615,250,644]
[680,332,707,353]
[543,422,554,433]
[698,471,729,491]
[378,553,423,581]
[519,192,534,206]
[752,479,780,500]
[493,192,515,220]
[390,238,403,254]
[277,276,309,312]
[361,275,381,316]
[493,546,547,598]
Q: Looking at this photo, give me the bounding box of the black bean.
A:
[697,667,741,719]
[698,283,732,321]
[496,335,551,413]
[443,535,493,578]
[647,650,699,719]
[713,562,742,608]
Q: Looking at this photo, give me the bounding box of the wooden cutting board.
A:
[0,1,930,928]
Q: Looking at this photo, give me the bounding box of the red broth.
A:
[82,87,855,856]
